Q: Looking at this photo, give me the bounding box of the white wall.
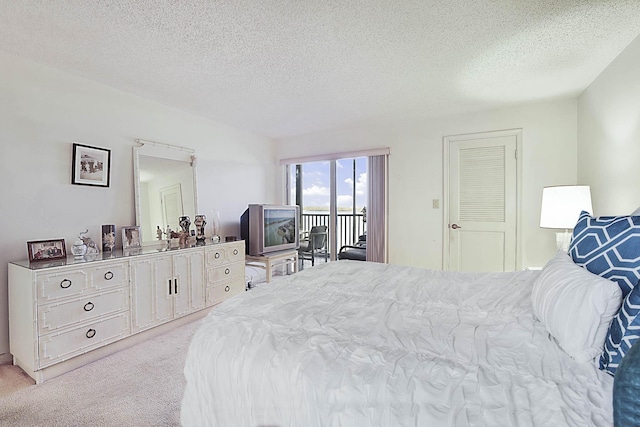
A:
[0,51,278,356]
[274,98,578,270]
[577,34,640,215]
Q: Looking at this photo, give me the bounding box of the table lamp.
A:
[540,185,593,253]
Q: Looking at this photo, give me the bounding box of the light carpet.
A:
[0,319,201,426]
[0,364,34,398]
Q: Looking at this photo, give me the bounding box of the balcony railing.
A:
[300,213,365,255]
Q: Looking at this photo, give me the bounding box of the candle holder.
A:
[210,210,221,243]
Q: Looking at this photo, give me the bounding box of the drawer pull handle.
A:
[215,252,221,259]
[86,329,96,339]
[233,249,238,255]
[83,302,94,312]
[60,279,72,289]
[104,271,114,280]
[225,268,230,275]
[224,285,230,292]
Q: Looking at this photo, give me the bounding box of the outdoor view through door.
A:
[289,158,367,264]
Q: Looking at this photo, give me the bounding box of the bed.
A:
[181,253,625,426]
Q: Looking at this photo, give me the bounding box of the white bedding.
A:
[181,261,614,426]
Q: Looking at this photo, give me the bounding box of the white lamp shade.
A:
[540,185,593,229]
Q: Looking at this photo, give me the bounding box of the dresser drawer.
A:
[206,243,244,266]
[36,262,128,304]
[206,278,245,305]
[38,288,129,334]
[36,269,89,303]
[207,261,244,285]
[91,263,129,291]
[38,313,130,369]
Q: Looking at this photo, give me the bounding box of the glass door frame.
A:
[286,159,363,262]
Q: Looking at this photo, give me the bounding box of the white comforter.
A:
[181,261,613,426]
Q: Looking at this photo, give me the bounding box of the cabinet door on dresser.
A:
[172,250,205,317]
[130,255,173,333]
[130,249,205,333]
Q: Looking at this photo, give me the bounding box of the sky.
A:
[290,157,367,211]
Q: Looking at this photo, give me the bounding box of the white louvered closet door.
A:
[448,134,517,272]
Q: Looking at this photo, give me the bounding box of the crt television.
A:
[241,204,300,256]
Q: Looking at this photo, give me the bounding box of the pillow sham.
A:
[601,284,640,375]
[568,211,640,297]
[531,251,622,363]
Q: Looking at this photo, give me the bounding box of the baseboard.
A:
[0,352,14,365]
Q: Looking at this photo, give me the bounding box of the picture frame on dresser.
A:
[71,143,111,187]
[27,238,66,262]
[122,226,141,250]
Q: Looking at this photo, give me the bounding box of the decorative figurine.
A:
[71,232,87,260]
[80,230,100,258]
[194,214,207,243]
[178,216,191,247]
[72,229,99,260]
[179,216,191,234]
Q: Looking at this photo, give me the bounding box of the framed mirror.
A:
[133,140,198,246]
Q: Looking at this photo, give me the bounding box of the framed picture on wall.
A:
[27,239,67,262]
[71,143,111,187]
[122,226,142,250]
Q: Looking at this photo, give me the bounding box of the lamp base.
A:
[555,230,572,253]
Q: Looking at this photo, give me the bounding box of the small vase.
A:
[71,240,87,259]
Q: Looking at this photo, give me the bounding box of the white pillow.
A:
[531,251,622,362]
[632,206,640,216]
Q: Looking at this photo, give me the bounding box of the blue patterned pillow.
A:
[601,285,640,375]
[569,211,640,297]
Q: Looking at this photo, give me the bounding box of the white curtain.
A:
[366,155,388,263]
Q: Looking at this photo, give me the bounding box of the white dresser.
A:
[8,240,245,384]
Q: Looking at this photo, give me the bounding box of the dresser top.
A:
[11,240,242,270]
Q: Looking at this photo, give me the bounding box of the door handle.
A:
[450,224,462,229]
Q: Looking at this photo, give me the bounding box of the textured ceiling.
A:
[1,1,640,140]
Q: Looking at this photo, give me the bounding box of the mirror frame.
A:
[133,140,198,246]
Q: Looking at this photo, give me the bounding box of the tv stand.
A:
[245,250,298,283]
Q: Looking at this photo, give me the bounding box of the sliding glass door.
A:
[288,157,367,261]
[336,158,367,246]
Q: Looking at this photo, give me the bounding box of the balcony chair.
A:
[298,225,328,270]
[337,233,366,261]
